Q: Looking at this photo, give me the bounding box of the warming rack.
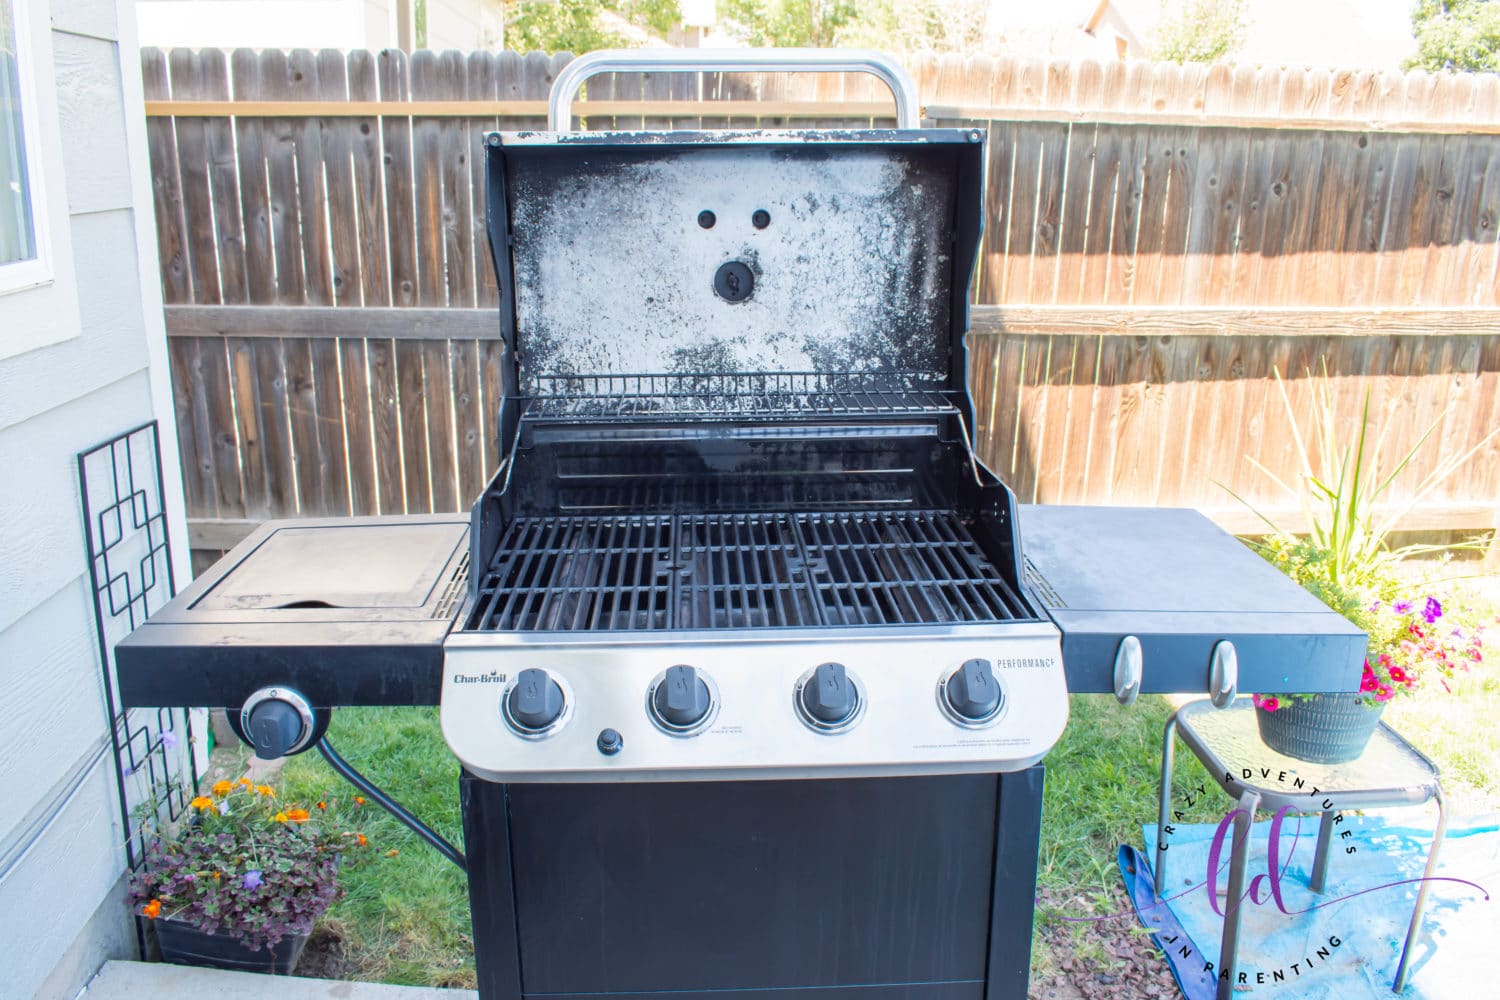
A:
[521,371,961,423]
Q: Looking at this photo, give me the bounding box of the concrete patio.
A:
[81,961,474,999]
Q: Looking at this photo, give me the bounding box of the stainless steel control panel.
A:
[440,624,1068,782]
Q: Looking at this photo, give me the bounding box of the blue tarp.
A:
[1127,813,1499,999]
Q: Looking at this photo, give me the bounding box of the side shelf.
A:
[1019,505,1366,697]
[116,515,470,709]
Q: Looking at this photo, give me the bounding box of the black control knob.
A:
[246,699,307,761]
[508,668,565,731]
[652,665,713,729]
[801,661,859,726]
[945,658,1003,722]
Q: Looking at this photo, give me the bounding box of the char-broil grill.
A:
[117,50,1367,1000]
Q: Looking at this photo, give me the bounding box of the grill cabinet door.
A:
[115,515,469,709]
[1019,506,1366,697]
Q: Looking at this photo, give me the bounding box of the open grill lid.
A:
[484,130,986,435]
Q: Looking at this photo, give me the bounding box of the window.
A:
[1,0,49,293]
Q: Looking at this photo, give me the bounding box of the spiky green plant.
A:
[1223,364,1499,591]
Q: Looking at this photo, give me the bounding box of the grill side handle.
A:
[546,48,922,130]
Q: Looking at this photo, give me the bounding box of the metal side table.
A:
[1156,699,1446,999]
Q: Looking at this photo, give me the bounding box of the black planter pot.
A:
[1255,691,1385,764]
[153,917,309,974]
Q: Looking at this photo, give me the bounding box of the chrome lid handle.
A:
[1209,641,1238,708]
[1113,635,1142,706]
[547,48,921,131]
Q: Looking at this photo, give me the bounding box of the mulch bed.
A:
[1030,886,1183,1000]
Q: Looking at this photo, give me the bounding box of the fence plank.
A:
[339,338,378,515]
[252,338,298,515]
[380,50,418,307]
[289,49,334,306]
[348,50,391,308]
[365,339,404,513]
[260,50,308,305]
[229,54,269,300]
[424,340,459,511]
[142,50,191,304]
[282,337,326,513]
[310,337,351,516]
[317,50,361,308]
[451,338,484,505]
[410,50,447,308]
[167,50,223,304]
[227,337,270,518]
[396,340,431,512]
[199,339,245,519]
[469,51,502,309]
[169,338,214,517]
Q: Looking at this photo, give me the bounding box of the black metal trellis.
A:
[77,421,197,954]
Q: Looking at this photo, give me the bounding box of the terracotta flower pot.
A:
[1254,691,1385,764]
[153,916,309,975]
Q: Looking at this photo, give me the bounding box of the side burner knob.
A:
[943,658,1003,724]
[238,687,317,760]
[507,668,565,732]
[651,665,714,730]
[800,661,859,727]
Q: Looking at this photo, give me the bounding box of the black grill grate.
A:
[465,510,1031,633]
[523,371,958,423]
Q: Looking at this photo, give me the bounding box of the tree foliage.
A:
[715,0,858,47]
[1408,0,1500,71]
[504,0,682,54]
[503,0,993,55]
[1151,0,1248,64]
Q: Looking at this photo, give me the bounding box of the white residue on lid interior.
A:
[509,146,954,383]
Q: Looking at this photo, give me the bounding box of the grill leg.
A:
[461,769,523,1000]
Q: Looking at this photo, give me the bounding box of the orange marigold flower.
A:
[190,796,214,811]
[357,833,368,847]
[211,780,234,797]
[237,777,252,787]
[354,796,366,806]
[285,808,311,823]
[274,811,289,823]
[141,899,162,919]
[317,801,327,811]
[256,785,275,797]
[212,871,222,880]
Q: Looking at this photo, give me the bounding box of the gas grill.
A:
[116,49,1367,1000]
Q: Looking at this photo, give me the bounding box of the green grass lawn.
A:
[275,709,476,987]
[221,579,1497,989]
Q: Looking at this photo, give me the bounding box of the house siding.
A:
[0,0,189,996]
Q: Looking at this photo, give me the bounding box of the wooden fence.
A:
[142,49,1500,559]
